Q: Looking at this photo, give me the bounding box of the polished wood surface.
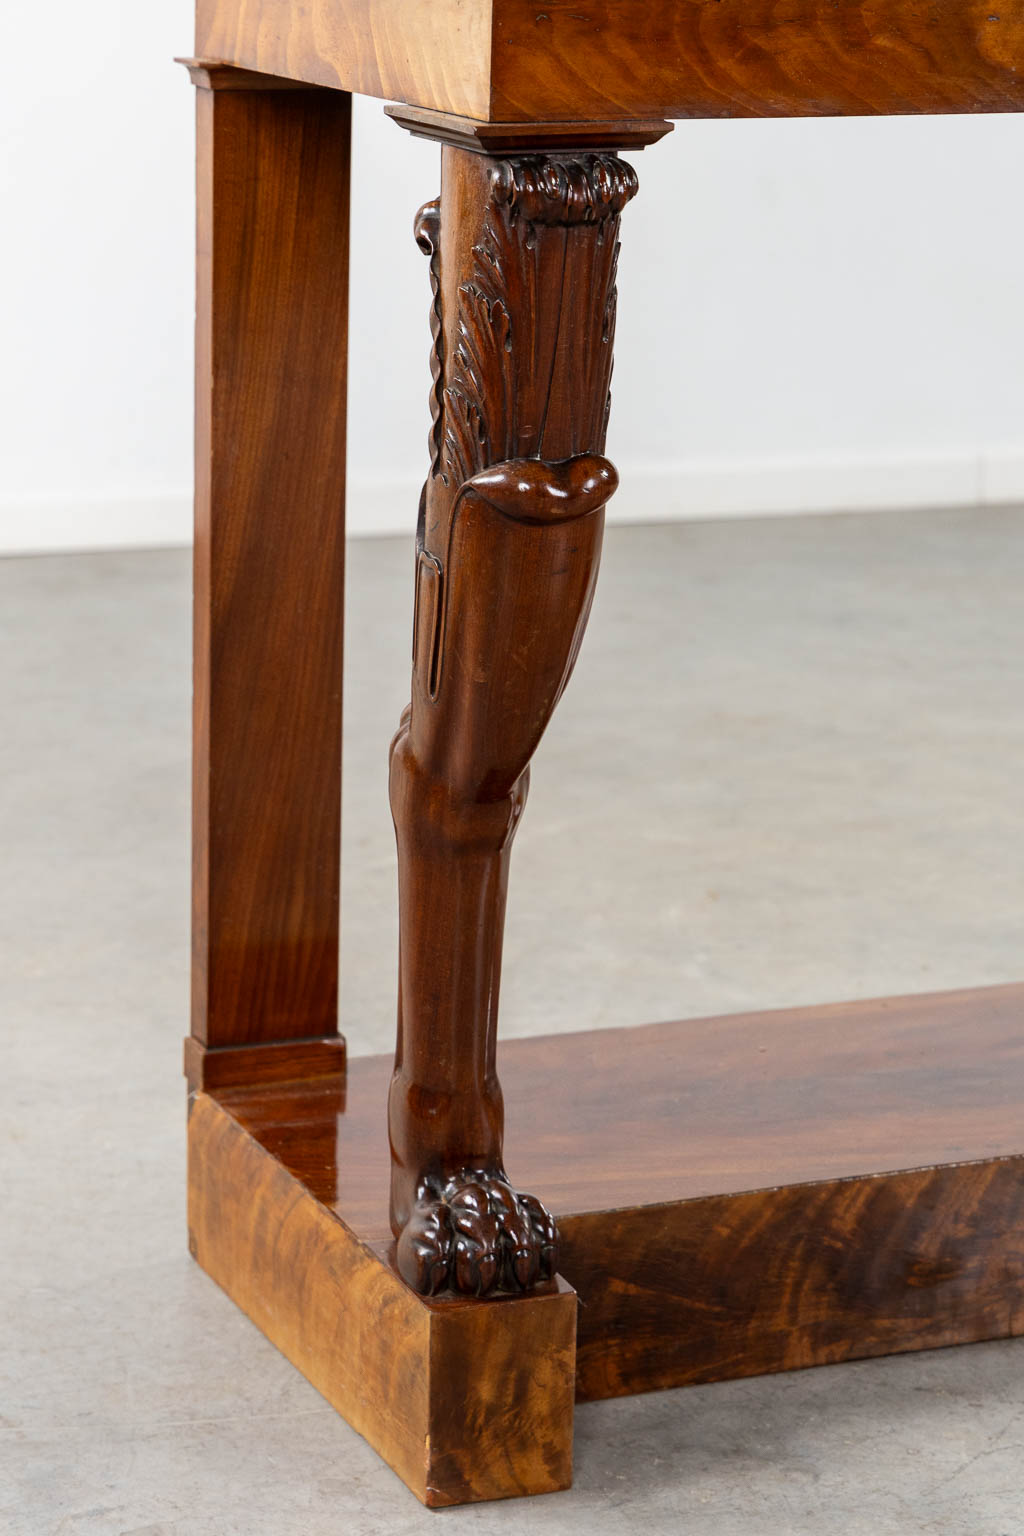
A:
[196,0,1024,120]
[191,67,349,1065]
[224,983,1024,1235]
[188,1091,577,1506]
[386,137,640,1296]
[215,985,1024,1405]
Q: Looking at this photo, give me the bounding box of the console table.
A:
[182,1,1024,1507]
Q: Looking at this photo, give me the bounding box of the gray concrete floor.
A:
[2,507,1024,1535]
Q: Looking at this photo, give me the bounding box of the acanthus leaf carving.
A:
[492,155,639,227]
[418,153,637,490]
[442,217,517,485]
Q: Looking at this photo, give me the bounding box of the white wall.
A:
[2,1,1023,553]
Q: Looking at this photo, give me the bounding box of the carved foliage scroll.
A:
[420,153,638,490]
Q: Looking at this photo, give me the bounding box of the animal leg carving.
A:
[389,146,638,1295]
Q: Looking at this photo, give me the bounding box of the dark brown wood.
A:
[195,0,1024,121]
[386,136,639,1297]
[188,1090,578,1506]
[190,64,349,1070]
[218,983,1024,1403]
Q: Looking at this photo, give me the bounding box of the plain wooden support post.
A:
[186,61,350,1090]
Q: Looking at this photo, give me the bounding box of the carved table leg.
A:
[388,139,639,1295]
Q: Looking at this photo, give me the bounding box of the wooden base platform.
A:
[188,983,1024,1505]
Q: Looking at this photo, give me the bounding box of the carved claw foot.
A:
[396,1170,559,1297]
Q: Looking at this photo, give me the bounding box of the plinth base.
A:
[187,983,1024,1505]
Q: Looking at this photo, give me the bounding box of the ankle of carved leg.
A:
[396,1169,559,1298]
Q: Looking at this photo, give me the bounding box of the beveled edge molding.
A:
[386,103,674,153]
[178,57,335,92]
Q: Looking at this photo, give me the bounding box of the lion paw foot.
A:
[396,1169,558,1297]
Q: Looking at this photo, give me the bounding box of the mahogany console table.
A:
[182,1,1024,1507]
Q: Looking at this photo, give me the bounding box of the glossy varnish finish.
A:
[386,137,642,1296]
[195,0,1024,120]
[191,66,349,1072]
[220,984,1024,1396]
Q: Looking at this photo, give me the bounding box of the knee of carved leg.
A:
[388,705,412,766]
[465,453,618,526]
[391,740,520,853]
[388,718,421,807]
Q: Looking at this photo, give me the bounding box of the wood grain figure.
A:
[188,1090,577,1505]
[205,984,1024,1412]
[195,0,1024,120]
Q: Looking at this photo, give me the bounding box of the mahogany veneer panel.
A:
[488,0,1024,121]
[566,1157,1024,1400]
[196,0,494,119]
[214,984,1024,1401]
[188,1091,577,1506]
[196,0,1024,121]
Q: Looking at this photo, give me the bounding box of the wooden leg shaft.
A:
[189,65,350,1086]
[388,144,638,1296]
